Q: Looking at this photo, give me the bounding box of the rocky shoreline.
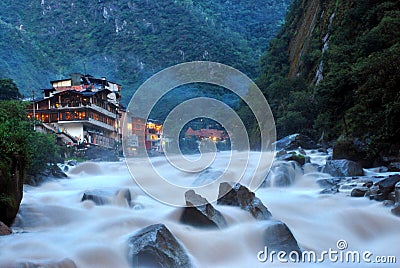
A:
[272,134,400,217]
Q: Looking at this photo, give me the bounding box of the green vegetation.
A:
[0,80,60,224]
[0,0,290,107]
[249,0,400,159]
[0,78,21,100]
[0,91,59,179]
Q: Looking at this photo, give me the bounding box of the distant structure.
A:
[185,127,228,142]
[28,73,124,149]
[126,117,165,156]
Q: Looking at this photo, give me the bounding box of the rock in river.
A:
[351,187,369,197]
[81,188,131,207]
[262,220,302,255]
[180,190,227,229]
[0,220,11,236]
[323,160,364,177]
[218,182,272,220]
[274,134,317,151]
[127,224,192,268]
[376,175,400,199]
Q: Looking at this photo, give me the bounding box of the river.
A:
[0,151,399,267]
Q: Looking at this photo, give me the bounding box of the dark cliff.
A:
[256,0,400,164]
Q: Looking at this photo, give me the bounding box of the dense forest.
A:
[0,0,289,104]
[0,79,59,225]
[247,0,400,164]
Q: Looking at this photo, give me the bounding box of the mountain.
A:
[0,0,290,106]
[253,0,400,163]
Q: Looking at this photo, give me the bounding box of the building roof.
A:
[185,127,224,139]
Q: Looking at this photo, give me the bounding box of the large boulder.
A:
[332,139,371,166]
[180,190,227,229]
[16,258,77,268]
[376,175,400,200]
[351,187,369,197]
[0,221,11,235]
[274,134,317,151]
[262,220,302,255]
[323,160,364,177]
[391,204,400,217]
[388,162,400,172]
[218,182,272,220]
[26,164,68,186]
[81,188,131,206]
[127,224,192,268]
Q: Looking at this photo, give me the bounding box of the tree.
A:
[0,79,21,100]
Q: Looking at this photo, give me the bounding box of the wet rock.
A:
[391,204,400,217]
[66,160,78,166]
[369,166,389,173]
[383,200,395,207]
[16,258,77,268]
[320,188,339,194]
[395,182,400,203]
[115,188,132,207]
[332,139,370,166]
[318,148,328,153]
[262,220,302,255]
[180,190,227,229]
[82,190,112,205]
[278,153,306,166]
[127,224,192,268]
[323,160,364,177]
[351,187,369,197]
[365,185,388,201]
[0,221,11,235]
[375,175,400,200]
[387,192,396,203]
[361,180,373,188]
[388,162,400,172]
[274,134,317,151]
[26,164,68,186]
[81,188,131,206]
[218,182,272,220]
[264,161,299,187]
[298,147,307,155]
[339,183,357,191]
[275,149,287,158]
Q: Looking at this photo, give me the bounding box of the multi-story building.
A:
[28,73,122,149]
[145,120,163,152]
[126,117,164,156]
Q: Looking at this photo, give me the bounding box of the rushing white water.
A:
[0,152,399,267]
